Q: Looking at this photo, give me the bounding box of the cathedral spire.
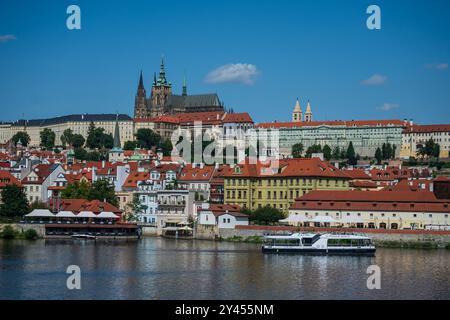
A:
[182,74,187,96]
[138,70,144,89]
[113,113,121,149]
[159,55,166,84]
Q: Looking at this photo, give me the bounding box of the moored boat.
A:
[71,233,96,240]
[262,232,376,256]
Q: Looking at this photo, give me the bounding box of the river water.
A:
[0,238,449,300]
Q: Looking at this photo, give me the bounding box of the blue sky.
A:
[0,0,449,124]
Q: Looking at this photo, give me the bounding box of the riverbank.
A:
[216,225,450,249]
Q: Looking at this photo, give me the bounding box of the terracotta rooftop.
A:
[291,189,450,213]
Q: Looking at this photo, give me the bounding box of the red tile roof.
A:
[200,204,248,217]
[122,171,149,188]
[291,190,449,213]
[179,164,215,181]
[0,171,22,188]
[57,199,122,214]
[22,164,58,185]
[404,124,450,134]
[222,112,253,123]
[222,158,349,179]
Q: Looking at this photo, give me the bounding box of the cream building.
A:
[400,124,450,159]
[0,114,134,147]
[287,189,450,230]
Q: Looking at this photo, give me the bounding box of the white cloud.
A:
[425,63,448,70]
[205,63,260,85]
[0,34,17,43]
[361,74,387,85]
[378,103,399,111]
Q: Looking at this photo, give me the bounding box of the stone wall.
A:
[0,223,46,237]
[195,224,218,240]
[218,225,450,248]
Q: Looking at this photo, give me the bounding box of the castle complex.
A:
[134,58,224,119]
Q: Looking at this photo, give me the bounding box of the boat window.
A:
[268,239,300,246]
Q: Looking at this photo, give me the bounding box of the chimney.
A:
[409,119,413,126]
[192,162,196,168]
[200,162,204,169]
[102,160,105,169]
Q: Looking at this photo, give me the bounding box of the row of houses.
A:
[1,144,449,231]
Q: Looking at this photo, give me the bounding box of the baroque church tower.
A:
[292,98,302,122]
[304,100,313,122]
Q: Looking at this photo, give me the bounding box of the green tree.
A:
[101,133,114,149]
[24,229,38,240]
[74,147,88,160]
[0,185,30,218]
[135,128,162,149]
[322,144,332,161]
[88,180,118,207]
[332,146,341,160]
[86,122,112,149]
[385,143,393,160]
[60,128,74,147]
[346,141,357,165]
[12,131,30,147]
[291,143,304,158]
[40,128,56,150]
[392,144,397,159]
[161,139,173,156]
[125,194,147,222]
[432,143,440,159]
[0,225,16,239]
[61,180,91,199]
[375,147,382,165]
[249,206,285,225]
[305,144,322,158]
[71,134,85,148]
[123,140,138,150]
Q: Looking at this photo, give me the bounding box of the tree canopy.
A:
[40,128,56,150]
[291,143,304,158]
[86,122,114,150]
[135,128,162,149]
[0,185,30,218]
[62,179,118,207]
[322,144,332,161]
[247,206,285,225]
[12,131,30,147]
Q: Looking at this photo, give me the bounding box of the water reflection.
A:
[0,238,449,299]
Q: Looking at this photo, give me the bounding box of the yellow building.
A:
[401,124,450,159]
[223,158,350,212]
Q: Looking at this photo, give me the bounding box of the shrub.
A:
[1,225,16,239]
[24,229,38,240]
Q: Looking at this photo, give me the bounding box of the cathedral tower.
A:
[150,56,172,116]
[134,71,148,119]
[292,98,302,122]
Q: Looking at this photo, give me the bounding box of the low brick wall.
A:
[218,225,450,248]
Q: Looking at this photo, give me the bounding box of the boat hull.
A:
[262,246,376,256]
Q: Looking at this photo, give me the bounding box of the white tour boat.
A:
[262,233,376,256]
